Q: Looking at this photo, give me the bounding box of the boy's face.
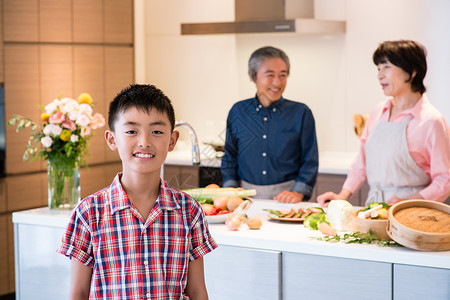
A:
[105,107,178,176]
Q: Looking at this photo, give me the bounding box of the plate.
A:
[206,213,232,224]
[267,214,305,222]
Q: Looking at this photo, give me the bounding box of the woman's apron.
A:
[241,180,295,199]
[365,116,430,205]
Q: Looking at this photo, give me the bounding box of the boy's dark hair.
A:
[373,40,427,94]
[108,84,176,131]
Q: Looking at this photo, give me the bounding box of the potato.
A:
[205,183,220,189]
[227,196,244,211]
[247,217,262,230]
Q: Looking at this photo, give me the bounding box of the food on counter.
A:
[201,203,230,216]
[264,207,323,220]
[304,212,328,230]
[358,202,390,220]
[227,196,244,211]
[183,187,256,204]
[205,183,220,189]
[247,217,262,230]
[318,222,337,236]
[326,200,353,231]
[213,195,229,210]
[394,207,450,233]
[226,214,247,231]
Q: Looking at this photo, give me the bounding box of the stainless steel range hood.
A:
[181,0,345,35]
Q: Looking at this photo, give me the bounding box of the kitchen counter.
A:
[12,200,450,300]
[165,149,358,174]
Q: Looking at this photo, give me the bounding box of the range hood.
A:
[181,0,345,35]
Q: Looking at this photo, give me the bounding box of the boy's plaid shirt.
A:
[58,173,217,299]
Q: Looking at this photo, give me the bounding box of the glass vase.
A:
[47,161,80,209]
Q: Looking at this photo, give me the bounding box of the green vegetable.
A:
[362,202,390,212]
[263,209,281,216]
[314,230,400,247]
[304,213,328,230]
[182,187,256,204]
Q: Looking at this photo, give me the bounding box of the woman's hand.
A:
[317,189,352,207]
[274,191,304,203]
[387,193,423,205]
[316,192,338,207]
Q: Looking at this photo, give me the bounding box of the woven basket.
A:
[351,208,390,240]
[387,200,450,251]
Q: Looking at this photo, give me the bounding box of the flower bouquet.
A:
[8,93,105,209]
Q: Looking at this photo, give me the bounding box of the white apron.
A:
[241,180,295,200]
[365,116,430,205]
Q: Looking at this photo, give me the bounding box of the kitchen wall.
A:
[136,0,450,155]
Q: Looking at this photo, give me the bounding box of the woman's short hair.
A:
[248,46,290,82]
[373,40,427,94]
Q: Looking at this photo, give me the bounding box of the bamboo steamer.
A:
[351,209,390,240]
[387,200,450,251]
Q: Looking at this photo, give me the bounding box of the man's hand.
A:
[274,191,304,203]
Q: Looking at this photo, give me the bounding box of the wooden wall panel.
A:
[40,44,74,103]
[6,173,44,212]
[6,214,14,293]
[0,180,6,213]
[104,0,134,44]
[0,214,8,295]
[73,45,106,165]
[39,0,72,43]
[104,46,134,162]
[73,0,103,43]
[0,0,4,83]
[3,0,39,42]
[4,45,42,174]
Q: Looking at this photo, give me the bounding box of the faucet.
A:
[174,120,200,165]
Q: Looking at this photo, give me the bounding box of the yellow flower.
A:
[60,129,72,142]
[41,112,50,122]
[77,93,93,106]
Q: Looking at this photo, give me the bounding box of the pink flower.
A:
[76,114,91,127]
[80,127,92,137]
[62,119,76,131]
[49,112,66,124]
[90,113,105,129]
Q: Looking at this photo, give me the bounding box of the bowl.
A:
[387,200,450,251]
[351,208,390,240]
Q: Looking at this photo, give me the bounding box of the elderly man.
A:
[221,46,318,203]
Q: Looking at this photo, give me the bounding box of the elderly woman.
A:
[318,40,450,207]
[221,46,319,203]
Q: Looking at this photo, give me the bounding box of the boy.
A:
[58,84,217,299]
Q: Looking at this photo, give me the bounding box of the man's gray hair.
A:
[248,46,290,82]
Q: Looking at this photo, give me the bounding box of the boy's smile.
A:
[105,107,178,176]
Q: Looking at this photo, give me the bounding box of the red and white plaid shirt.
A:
[58,173,217,299]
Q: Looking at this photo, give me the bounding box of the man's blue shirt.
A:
[221,97,319,200]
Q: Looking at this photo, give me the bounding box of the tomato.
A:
[218,210,231,215]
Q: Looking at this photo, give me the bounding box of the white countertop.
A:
[165,150,358,174]
[13,200,450,269]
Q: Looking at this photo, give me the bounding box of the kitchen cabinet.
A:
[204,245,281,300]
[283,252,392,300]
[3,0,39,42]
[72,0,103,43]
[393,264,450,300]
[39,0,72,43]
[12,200,450,300]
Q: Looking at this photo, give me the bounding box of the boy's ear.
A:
[105,130,117,151]
[168,130,179,152]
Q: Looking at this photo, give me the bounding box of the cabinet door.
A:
[316,173,361,206]
[3,0,39,42]
[4,44,42,174]
[6,173,45,212]
[0,214,9,295]
[104,0,133,44]
[39,0,72,42]
[73,45,106,165]
[394,264,450,300]
[73,0,103,43]
[204,245,281,300]
[40,45,73,102]
[283,252,392,300]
